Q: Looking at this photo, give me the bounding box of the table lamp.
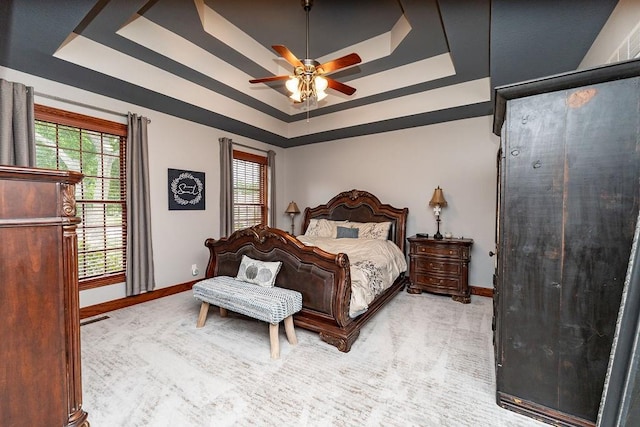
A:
[429,186,447,240]
[285,201,300,235]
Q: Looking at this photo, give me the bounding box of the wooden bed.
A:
[203,189,408,352]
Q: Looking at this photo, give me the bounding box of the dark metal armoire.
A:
[492,59,640,426]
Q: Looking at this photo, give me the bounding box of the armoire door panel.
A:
[498,88,568,409]
[493,59,640,426]
[0,227,68,426]
[558,77,640,421]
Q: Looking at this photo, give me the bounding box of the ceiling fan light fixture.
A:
[290,91,302,102]
[286,77,299,93]
[316,89,327,101]
[248,0,360,104]
[315,76,328,92]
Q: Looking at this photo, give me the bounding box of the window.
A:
[35,105,127,290]
[233,150,268,231]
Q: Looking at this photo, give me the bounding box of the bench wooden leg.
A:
[196,302,210,328]
[219,307,228,317]
[269,323,280,359]
[284,316,297,345]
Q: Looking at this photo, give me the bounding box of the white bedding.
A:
[296,235,407,318]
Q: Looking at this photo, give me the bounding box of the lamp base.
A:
[434,216,443,240]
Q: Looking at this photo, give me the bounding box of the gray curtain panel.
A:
[0,79,36,166]
[219,137,234,237]
[267,150,276,227]
[126,113,156,296]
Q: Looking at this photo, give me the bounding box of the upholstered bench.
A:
[193,276,303,359]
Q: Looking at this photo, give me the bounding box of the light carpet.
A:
[80,290,545,426]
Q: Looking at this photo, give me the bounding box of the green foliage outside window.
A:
[35,120,126,281]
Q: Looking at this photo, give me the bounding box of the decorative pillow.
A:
[304,218,348,238]
[304,219,333,237]
[236,255,282,287]
[336,226,359,238]
[349,221,392,240]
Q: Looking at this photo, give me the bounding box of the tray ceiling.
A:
[0,0,617,147]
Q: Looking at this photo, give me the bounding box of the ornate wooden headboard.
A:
[301,189,408,253]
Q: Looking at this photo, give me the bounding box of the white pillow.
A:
[304,219,348,238]
[304,218,332,237]
[347,221,392,240]
[236,255,282,287]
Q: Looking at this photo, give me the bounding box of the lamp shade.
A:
[315,76,328,92]
[286,77,299,93]
[316,90,327,101]
[429,186,447,207]
[285,201,300,214]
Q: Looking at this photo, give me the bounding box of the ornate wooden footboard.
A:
[205,190,408,352]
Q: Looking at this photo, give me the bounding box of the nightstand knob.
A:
[489,251,495,257]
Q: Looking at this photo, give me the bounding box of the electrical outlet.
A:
[191,264,199,276]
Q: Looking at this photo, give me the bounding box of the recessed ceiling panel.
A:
[0,0,617,147]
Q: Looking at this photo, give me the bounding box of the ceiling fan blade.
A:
[249,75,291,84]
[272,45,303,68]
[326,78,357,96]
[318,53,362,74]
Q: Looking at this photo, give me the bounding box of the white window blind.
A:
[35,105,127,290]
[233,150,267,231]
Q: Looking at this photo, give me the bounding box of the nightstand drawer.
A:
[413,258,461,275]
[413,273,459,290]
[413,243,462,258]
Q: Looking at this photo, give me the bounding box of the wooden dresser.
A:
[0,166,88,427]
[407,235,473,303]
[492,59,640,426]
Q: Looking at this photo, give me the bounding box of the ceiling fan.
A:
[249,0,362,103]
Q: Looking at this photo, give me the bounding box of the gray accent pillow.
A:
[236,255,282,287]
[336,226,359,239]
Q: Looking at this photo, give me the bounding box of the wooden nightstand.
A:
[407,235,473,303]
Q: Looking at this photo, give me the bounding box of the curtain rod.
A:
[232,141,270,154]
[34,92,151,123]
